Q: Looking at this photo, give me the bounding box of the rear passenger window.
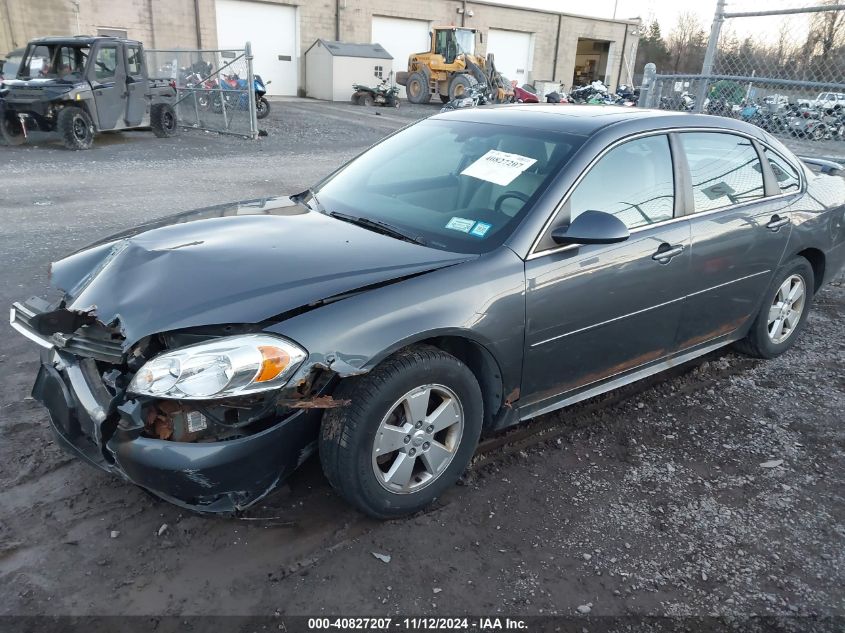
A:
[569,134,675,229]
[762,147,800,194]
[680,132,765,212]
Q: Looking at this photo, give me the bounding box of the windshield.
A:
[456,29,476,56]
[19,44,89,80]
[314,119,584,254]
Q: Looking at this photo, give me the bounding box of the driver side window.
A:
[569,134,675,230]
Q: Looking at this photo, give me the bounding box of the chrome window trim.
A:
[527,126,805,262]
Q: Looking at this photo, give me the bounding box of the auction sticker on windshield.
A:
[445,217,476,232]
[461,150,537,186]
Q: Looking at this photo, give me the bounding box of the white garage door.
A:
[487,29,533,87]
[215,0,297,96]
[371,16,431,98]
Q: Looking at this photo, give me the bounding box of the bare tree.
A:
[666,12,707,73]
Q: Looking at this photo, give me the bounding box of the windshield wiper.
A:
[329,211,428,246]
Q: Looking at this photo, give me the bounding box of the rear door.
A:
[124,44,146,127]
[88,43,126,130]
[674,132,794,349]
[521,134,691,410]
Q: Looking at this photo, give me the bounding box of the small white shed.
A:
[305,39,393,102]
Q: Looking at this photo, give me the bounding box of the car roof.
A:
[28,35,141,47]
[433,104,766,139]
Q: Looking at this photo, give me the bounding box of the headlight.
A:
[127,334,307,400]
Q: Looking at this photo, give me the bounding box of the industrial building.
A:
[1,0,640,97]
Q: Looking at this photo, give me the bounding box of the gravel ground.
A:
[0,99,842,624]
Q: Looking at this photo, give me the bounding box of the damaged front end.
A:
[11,296,333,513]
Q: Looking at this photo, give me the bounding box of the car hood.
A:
[50,196,475,347]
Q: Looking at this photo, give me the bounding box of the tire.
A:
[734,257,814,359]
[151,103,178,138]
[319,345,483,519]
[360,94,374,107]
[0,113,26,146]
[351,92,363,105]
[811,125,825,141]
[56,107,94,150]
[406,71,431,104]
[256,96,270,119]
[448,74,477,101]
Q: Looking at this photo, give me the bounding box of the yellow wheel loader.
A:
[395,27,512,105]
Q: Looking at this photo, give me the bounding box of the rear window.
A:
[315,119,585,254]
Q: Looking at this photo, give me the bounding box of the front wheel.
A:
[256,96,270,119]
[734,257,814,359]
[57,107,94,150]
[319,346,483,518]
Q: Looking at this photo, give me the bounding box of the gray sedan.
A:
[11,106,845,518]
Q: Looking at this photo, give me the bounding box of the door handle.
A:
[652,244,685,264]
[766,215,791,231]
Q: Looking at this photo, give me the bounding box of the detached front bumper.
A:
[30,350,320,513]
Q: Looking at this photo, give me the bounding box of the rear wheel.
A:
[406,71,431,104]
[57,107,94,150]
[319,346,483,518]
[360,93,374,107]
[734,257,814,359]
[0,113,26,146]
[151,103,179,138]
[256,96,270,119]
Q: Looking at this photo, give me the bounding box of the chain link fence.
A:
[640,1,845,157]
[145,44,258,139]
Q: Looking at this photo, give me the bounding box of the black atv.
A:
[351,73,400,108]
[0,35,178,150]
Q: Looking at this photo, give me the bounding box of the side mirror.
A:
[551,210,630,246]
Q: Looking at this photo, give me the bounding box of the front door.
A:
[521,134,690,410]
[674,132,794,348]
[124,44,146,127]
[88,43,126,130]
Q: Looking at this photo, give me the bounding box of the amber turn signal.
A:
[255,345,291,383]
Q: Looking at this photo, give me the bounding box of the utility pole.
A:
[694,0,726,112]
[69,0,81,35]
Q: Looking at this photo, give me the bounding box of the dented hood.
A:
[50,197,474,347]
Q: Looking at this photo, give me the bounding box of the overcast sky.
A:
[489,0,803,43]
[487,0,715,29]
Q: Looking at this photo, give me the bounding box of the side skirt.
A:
[517,334,740,423]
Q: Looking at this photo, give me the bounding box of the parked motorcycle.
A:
[213,73,271,119]
[351,73,400,108]
[822,106,845,140]
[787,107,828,141]
[440,83,489,112]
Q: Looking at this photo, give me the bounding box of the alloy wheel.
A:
[768,274,806,344]
[163,110,175,132]
[72,115,88,141]
[371,384,464,494]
